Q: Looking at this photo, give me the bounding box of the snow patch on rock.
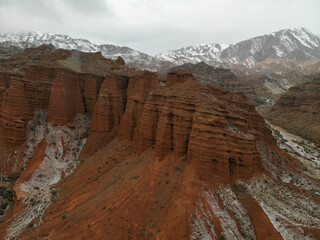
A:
[191,185,255,240]
[246,177,320,239]
[5,112,89,240]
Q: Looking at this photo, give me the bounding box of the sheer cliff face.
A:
[0,66,105,145]
[91,73,128,134]
[91,69,266,183]
[119,71,265,183]
[0,47,319,240]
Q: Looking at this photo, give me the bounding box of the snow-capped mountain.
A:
[221,27,320,67]
[0,28,319,70]
[157,28,320,68]
[0,31,171,71]
[0,31,97,52]
[156,43,230,65]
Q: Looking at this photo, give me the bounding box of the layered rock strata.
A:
[119,71,160,140]
[0,66,104,145]
[169,62,261,104]
[91,74,128,134]
[267,76,320,145]
[120,71,265,183]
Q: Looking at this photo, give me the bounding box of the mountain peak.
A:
[158,27,320,68]
[1,28,319,71]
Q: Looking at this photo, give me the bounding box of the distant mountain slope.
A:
[156,43,230,65]
[157,28,320,68]
[0,31,172,71]
[221,28,320,67]
[2,28,319,71]
[0,31,97,52]
[265,75,320,145]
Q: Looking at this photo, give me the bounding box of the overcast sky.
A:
[0,0,319,55]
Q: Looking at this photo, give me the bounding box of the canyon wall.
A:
[267,76,320,145]
[0,66,104,145]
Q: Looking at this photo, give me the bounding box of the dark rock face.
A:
[0,72,17,119]
[169,62,260,104]
[267,76,320,145]
[115,56,125,66]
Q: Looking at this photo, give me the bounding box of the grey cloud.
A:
[64,0,112,15]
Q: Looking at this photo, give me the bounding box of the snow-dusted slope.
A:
[157,28,320,68]
[156,43,230,65]
[0,31,171,71]
[1,28,319,70]
[221,27,320,67]
[0,31,97,52]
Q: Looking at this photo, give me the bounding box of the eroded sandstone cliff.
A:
[0,46,319,240]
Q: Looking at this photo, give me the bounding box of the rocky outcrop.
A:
[118,71,159,140]
[115,56,125,66]
[0,44,70,73]
[78,74,104,115]
[118,72,266,183]
[166,70,193,86]
[169,62,260,104]
[0,73,15,118]
[0,65,106,145]
[1,77,33,145]
[1,66,60,144]
[267,76,320,145]
[47,69,85,125]
[91,74,128,134]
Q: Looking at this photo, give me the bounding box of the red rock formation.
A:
[115,56,125,66]
[78,74,104,115]
[166,70,193,86]
[22,66,56,111]
[119,71,159,140]
[47,69,85,125]
[0,65,106,145]
[91,74,128,134]
[126,74,263,183]
[14,71,317,240]
[1,77,33,145]
[1,46,319,240]
[0,73,14,118]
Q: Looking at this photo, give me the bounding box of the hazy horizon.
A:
[0,0,319,55]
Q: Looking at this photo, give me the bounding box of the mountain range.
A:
[1,27,320,70]
[158,28,320,67]
[0,31,170,71]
